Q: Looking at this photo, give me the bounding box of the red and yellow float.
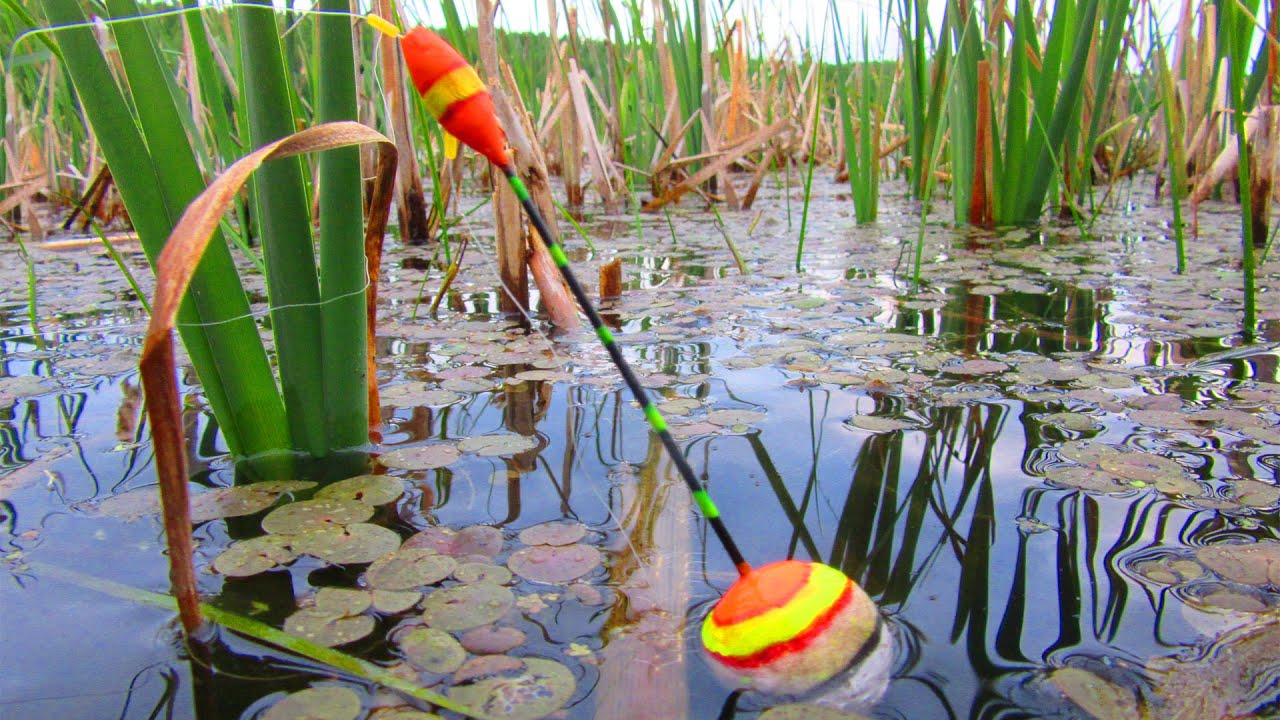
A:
[702,559,880,695]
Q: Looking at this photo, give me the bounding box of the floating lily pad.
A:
[1058,440,1114,467]
[262,686,362,720]
[1197,541,1280,587]
[759,704,869,720]
[507,543,601,584]
[453,655,525,684]
[284,609,375,647]
[514,369,574,383]
[448,657,575,720]
[379,445,462,471]
[454,562,513,585]
[706,409,768,427]
[1130,409,1199,431]
[1226,480,1280,508]
[292,523,402,565]
[458,433,538,456]
[313,587,373,615]
[943,359,1009,375]
[99,484,284,524]
[460,625,526,654]
[371,589,422,614]
[400,626,466,674]
[365,548,457,590]
[404,526,504,561]
[381,382,462,407]
[657,397,703,416]
[518,521,587,547]
[213,535,297,577]
[1044,466,1128,494]
[1041,412,1100,433]
[1049,668,1140,720]
[420,583,515,631]
[1099,452,1197,494]
[1129,553,1206,585]
[262,498,373,535]
[845,416,915,433]
[316,475,404,507]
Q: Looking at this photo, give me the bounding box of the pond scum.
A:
[3,0,1280,719]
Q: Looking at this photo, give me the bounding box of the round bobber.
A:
[702,560,880,696]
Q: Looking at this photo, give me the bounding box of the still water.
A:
[3,179,1280,719]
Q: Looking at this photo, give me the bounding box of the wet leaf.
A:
[379,445,462,471]
[845,416,915,433]
[458,433,538,456]
[517,521,587,547]
[214,535,297,577]
[262,686,362,720]
[365,548,457,590]
[508,544,601,584]
[1196,541,1280,587]
[1099,453,1198,494]
[453,655,525,684]
[1050,668,1140,720]
[261,498,373,535]
[1041,412,1100,433]
[1226,480,1280,508]
[316,475,404,507]
[460,625,526,654]
[448,657,575,720]
[284,609,375,647]
[1044,466,1128,494]
[309,587,372,615]
[943,359,1009,375]
[420,583,515,631]
[706,409,767,427]
[381,382,462,407]
[1154,615,1280,717]
[454,562,513,585]
[292,523,402,565]
[371,589,422,614]
[404,526,504,561]
[368,707,441,720]
[400,626,466,674]
[1130,410,1199,431]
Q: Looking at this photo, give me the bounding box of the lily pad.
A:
[1226,480,1280,508]
[371,589,423,614]
[448,657,575,720]
[517,521,587,547]
[292,523,402,565]
[1099,453,1197,494]
[1196,541,1280,587]
[381,382,462,407]
[379,445,462,471]
[507,543,601,584]
[943,359,1009,375]
[284,609,375,647]
[365,548,458,590]
[213,535,297,577]
[706,409,768,427]
[1044,466,1128,494]
[454,562,513,585]
[1041,412,1100,433]
[1050,668,1141,720]
[845,416,915,433]
[421,583,515,631]
[316,475,404,507]
[368,707,442,720]
[98,484,289,524]
[460,625,526,654]
[458,433,538,456]
[404,526,504,561]
[453,655,525,684]
[262,686,362,720]
[261,498,373,535]
[400,626,467,674]
[312,587,373,615]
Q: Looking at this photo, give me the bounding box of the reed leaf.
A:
[38,0,290,458]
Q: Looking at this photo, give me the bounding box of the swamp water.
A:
[3,177,1280,719]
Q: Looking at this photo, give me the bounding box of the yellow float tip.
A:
[364,13,402,39]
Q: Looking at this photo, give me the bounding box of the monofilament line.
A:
[501,164,752,578]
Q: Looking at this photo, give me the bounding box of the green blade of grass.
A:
[236,0,328,456]
[39,0,290,458]
[314,0,369,450]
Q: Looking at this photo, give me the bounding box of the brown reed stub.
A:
[599,257,622,300]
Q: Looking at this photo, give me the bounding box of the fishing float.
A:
[369,16,887,698]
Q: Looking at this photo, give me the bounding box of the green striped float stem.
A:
[505,166,751,577]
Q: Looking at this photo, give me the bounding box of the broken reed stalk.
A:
[374,0,431,243]
[140,122,396,636]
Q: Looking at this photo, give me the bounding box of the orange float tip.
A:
[399,27,510,168]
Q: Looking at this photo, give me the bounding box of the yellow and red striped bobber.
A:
[399,27,510,168]
[702,559,881,695]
